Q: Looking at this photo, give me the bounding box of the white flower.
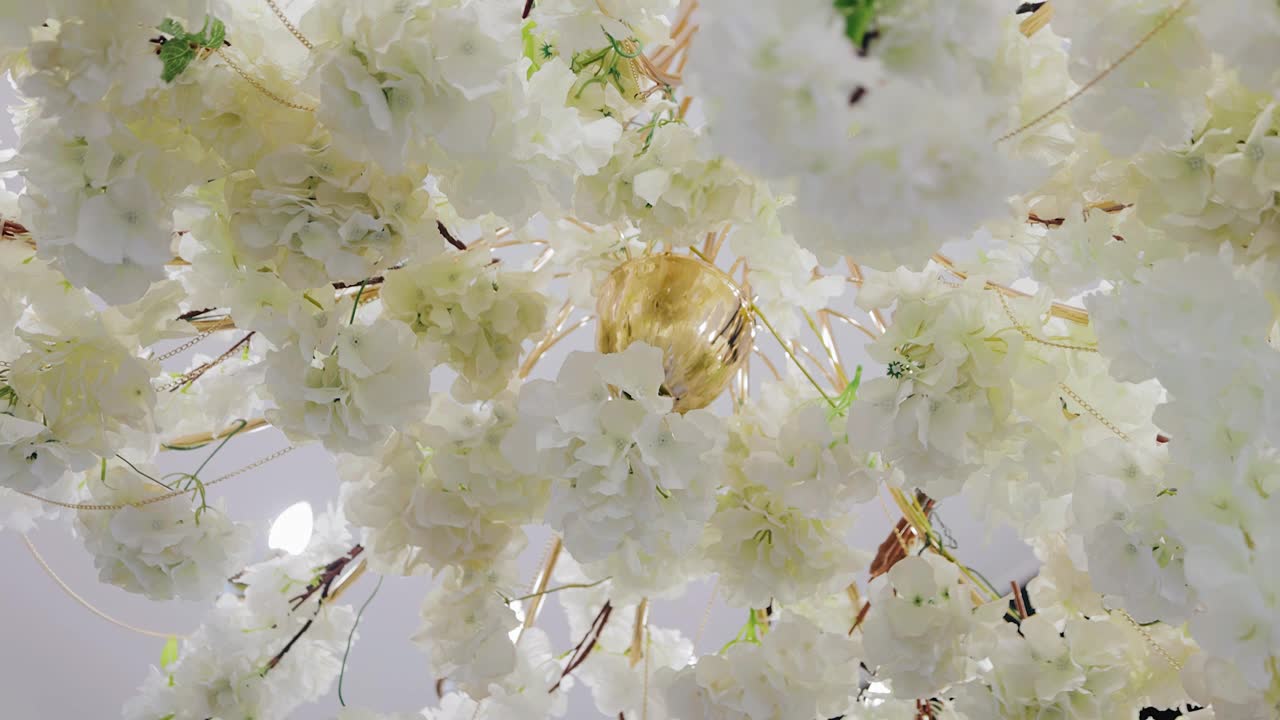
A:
[861,555,984,698]
[76,463,252,601]
[124,510,359,720]
[382,251,548,400]
[665,612,862,720]
[266,317,436,454]
[1052,0,1211,156]
[1192,0,1280,93]
[0,413,88,493]
[10,322,157,456]
[503,343,724,597]
[414,567,520,699]
[226,142,435,290]
[339,430,523,575]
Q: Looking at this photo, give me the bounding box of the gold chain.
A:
[1112,608,1183,671]
[16,445,295,511]
[994,291,1099,353]
[264,0,315,51]
[214,48,316,112]
[154,329,216,362]
[1059,382,1130,442]
[22,534,187,639]
[997,0,1192,143]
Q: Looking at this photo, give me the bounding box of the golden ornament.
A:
[596,253,752,412]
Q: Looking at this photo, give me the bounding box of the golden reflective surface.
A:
[596,253,753,413]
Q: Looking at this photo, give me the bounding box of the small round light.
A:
[268,501,314,555]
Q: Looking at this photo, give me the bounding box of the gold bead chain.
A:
[1058,381,1131,442]
[16,445,295,512]
[214,48,316,113]
[994,290,1100,354]
[996,0,1192,143]
[264,0,315,51]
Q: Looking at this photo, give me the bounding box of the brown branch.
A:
[1027,213,1065,227]
[169,332,255,392]
[289,545,365,611]
[261,544,365,675]
[848,600,871,636]
[522,0,535,18]
[549,600,612,693]
[437,221,466,251]
[263,619,313,673]
[2,219,30,238]
[176,307,216,322]
[1010,581,1029,619]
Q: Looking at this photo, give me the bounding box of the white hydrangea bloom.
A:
[338,429,524,576]
[9,320,158,457]
[224,142,436,289]
[1088,249,1280,689]
[381,251,548,401]
[552,554,695,719]
[845,271,1040,498]
[414,566,521,699]
[503,342,724,597]
[1192,0,1280,93]
[124,511,358,720]
[266,316,435,454]
[422,628,569,719]
[702,381,874,607]
[301,0,520,174]
[1051,0,1211,156]
[74,463,252,601]
[575,121,764,245]
[10,1,221,303]
[665,612,862,720]
[861,554,987,698]
[686,0,1032,269]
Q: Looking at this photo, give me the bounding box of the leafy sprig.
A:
[155,15,227,83]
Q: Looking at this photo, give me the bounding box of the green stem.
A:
[753,304,837,409]
[348,280,368,324]
[337,575,383,707]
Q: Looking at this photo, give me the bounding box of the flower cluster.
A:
[503,342,725,596]
[381,251,548,400]
[124,511,359,719]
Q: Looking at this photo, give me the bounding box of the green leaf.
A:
[158,40,196,83]
[157,18,185,36]
[827,364,863,419]
[833,0,878,48]
[160,636,180,670]
[200,16,226,49]
[155,14,226,83]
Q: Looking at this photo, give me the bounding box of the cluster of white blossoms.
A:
[685,0,1032,269]
[381,250,548,400]
[706,380,874,607]
[665,611,864,719]
[3,0,1280,718]
[75,462,251,601]
[124,511,360,720]
[504,342,725,596]
[861,555,993,699]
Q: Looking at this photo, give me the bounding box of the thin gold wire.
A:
[994,291,1099,353]
[996,0,1191,143]
[21,534,187,639]
[17,444,294,511]
[1059,382,1131,442]
[264,0,315,51]
[214,48,316,113]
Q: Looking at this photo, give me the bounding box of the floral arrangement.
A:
[1,0,1279,718]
